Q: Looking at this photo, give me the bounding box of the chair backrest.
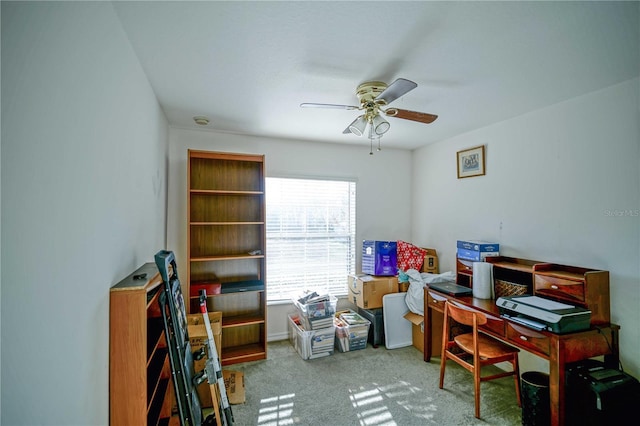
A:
[445,300,488,328]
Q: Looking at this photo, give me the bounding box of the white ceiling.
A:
[113,1,639,150]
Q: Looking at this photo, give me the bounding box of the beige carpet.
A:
[225,340,522,426]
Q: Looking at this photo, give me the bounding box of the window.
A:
[265,177,356,302]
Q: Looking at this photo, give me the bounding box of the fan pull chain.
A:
[368,120,374,155]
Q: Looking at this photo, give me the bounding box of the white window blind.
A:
[265,177,356,302]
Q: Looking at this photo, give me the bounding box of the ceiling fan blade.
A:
[375,78,417,105]
[385,108,438,124]
[300,103,360,110]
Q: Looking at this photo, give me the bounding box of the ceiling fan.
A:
[300,78,438,153]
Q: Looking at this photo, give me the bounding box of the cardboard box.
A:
[348,275,398,309]
[422,248,439,274]
[223,370,245,405]
[187,312,222,358]
[362,240,397,276]
[456,248,500,262]
[187,312,222,407]
[456,240,500,252]
[200,370,244,412]
[403,311,442,355]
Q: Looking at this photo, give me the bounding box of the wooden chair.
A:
[439,300,521,419]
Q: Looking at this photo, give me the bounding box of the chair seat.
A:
[454,333,519,360]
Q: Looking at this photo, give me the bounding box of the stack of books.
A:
[306,316,334,329]
[309,328,336,356]
[337,311,369,326]
[456,240,500,261]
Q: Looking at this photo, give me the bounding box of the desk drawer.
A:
[506,323,549,356]
[481,312,505,337]
[534,274,584,304]
[427,290,448,312]
[456,258,474,274]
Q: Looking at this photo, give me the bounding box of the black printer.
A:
[566,359,640,425]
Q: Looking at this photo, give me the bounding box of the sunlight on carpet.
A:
[257,393,296,425]
[348,380,436,426]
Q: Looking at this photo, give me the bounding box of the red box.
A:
[190,282,221,298]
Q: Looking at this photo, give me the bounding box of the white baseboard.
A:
[267,332,289,342]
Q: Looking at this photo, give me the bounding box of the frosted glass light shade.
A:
[348,115,368,136]
[372,114,390,135]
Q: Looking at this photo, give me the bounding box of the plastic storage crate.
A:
[288,313,335,360]
[334,310,371,352]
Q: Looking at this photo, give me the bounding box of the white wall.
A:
[167,128,413,340]
[412,78,640,378]
[1,3,168,425]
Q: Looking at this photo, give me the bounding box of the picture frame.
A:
[457,145,485,178]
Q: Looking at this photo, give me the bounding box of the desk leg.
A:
[549,338,566,426]
[424,305,432,362]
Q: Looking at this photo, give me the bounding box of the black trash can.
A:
[521,371,550,426]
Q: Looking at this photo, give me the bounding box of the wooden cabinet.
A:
[533,263,610,325]
[187,150,267,366]
[110,263,174,426]
[455,257,474,287]
[470,256,610,325]
[456,255,538,291]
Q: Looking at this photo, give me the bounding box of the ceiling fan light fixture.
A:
[300,77,438,153]
[193,116,210,126]
[348,115,367,137]
[372,114,390,135]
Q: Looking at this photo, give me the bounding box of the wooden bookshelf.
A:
[187,150,267,365]
[110,263,174,426]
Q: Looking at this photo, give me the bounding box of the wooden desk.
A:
[423,286,620,426]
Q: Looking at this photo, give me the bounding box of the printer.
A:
[496,295,591,334]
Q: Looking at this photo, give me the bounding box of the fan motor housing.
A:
[356,81,387,104]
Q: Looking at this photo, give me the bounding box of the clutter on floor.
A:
[289,291,338,360]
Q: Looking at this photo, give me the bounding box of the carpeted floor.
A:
[225,340,522,426]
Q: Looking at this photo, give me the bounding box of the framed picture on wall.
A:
[457,145,485,178]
